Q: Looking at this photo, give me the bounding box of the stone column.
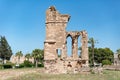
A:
[81,31,89,67]
[72,36,78,59]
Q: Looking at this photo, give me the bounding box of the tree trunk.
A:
[18,57,20,65]
[2,58,4,64]
[92,45,94,67]
[35,59,38,68]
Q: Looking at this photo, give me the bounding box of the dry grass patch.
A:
[0,68,42,80]
[6,70,120,80]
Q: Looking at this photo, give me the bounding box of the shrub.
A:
[3,63,14,69]
[102,60,111,66]
[19,63,24,68]
[16,60,34,68]
[38,63,44,67]
[0,64,3,69]
[0,61,15,69]
[3,64,12,69]
[23,60,34,67]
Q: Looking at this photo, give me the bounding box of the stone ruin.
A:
[10,55,34,64]
[44,6,89,74]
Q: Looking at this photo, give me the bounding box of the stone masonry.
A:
[44,6,89,74]
[10,55,34,64]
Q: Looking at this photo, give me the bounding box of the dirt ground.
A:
[0,68,43,80]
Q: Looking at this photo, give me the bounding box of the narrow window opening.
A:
[57,49,61,57]
[66,36,72,57]
[78,36,81,58]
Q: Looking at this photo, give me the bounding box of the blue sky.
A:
[0,0,120,54]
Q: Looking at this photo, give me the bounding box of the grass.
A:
[5,69,120,80]
[0,68,41,80]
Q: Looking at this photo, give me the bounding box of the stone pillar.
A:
[81,31,89,66]
[72,36,78,59]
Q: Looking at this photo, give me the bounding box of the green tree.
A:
[25,53,31,61]
[0,36,12,64]
[32,49,44,68]
[102,60,112,65]
[102,48,114,63]
[88,37,98,66]
[15,51,23,64]
[89,47,114,66]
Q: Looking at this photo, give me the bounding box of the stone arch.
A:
[66,33,73,38]
[66,32,82,58]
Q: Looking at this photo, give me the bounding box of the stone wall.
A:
[10,55,34,64]
[44,6,89,74]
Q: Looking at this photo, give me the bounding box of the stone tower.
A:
[44,6,89,74]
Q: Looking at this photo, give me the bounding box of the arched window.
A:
[66,35,72,57]
[78,36,81,58]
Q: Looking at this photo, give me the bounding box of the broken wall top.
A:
[46,6,70,23]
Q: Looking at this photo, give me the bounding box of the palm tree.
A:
[25,53,31,61]
[32,49,44,68]
[88,37,98,67]
[15,51,23,64]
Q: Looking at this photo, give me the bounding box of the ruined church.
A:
[44,6,89,73]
